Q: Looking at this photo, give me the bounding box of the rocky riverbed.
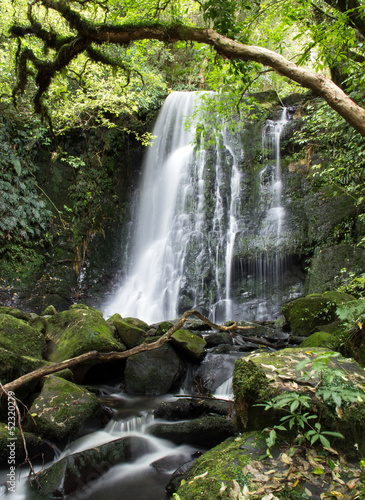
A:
[0,294,364,499]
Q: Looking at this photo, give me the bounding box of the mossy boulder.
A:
[29,436,153,498]
[124,344,185,395]
[0,314,46,358]
[170,329,207,361]
[0,423,56,467]
[0,306,32,321]
[173,430,364,500]
[46,306,126,362]
[41,304,57,316]
[111,318,146,348]
[323,290,357,306]
[149,415,236,448]
[300,331,334,348]
[233,348,365,456]
[155,320,174,335]
[124,317,149,330]
[29,315,48,334]
[232,358,275,430]
[25,375,105,442]
[171,433,262,499]
[282,294,337,335]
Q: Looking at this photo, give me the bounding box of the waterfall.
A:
[104,94,300,324]
[104,91,242,323]
[231,107,291,321]
[104,92,197,323]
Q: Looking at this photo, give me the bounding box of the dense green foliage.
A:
[293,98,365,237]
[0,115,52,242]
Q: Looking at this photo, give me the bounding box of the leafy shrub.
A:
[0,115,52,244]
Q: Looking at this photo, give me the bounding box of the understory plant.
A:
[258,351,365,456]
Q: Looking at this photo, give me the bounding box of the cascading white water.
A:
[104,91,242,323]
[260,107,288,241]
[234,107,290,320]
[258,107,288,294]
[104,92,198,323]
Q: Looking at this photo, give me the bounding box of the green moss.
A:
[300,331,334,348]
[174,433,262,500]
[0,314,46,358]
[0,306,31,321]
[171,329,206,361]
[282,295,337,335]
[41,304,57,316]
[0,347,46,384]
[155,321,174,335]
[26,375,102,442]
[233,359,276,430]
[0,423,50,466]
[112,318,146,348]
[124,317,149,331]
[323,290,357,305]
[46,307,126,362]
[307,244,365,295]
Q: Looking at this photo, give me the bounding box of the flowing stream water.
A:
[1,356,237,500]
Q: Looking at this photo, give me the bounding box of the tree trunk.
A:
[90,24,365,136]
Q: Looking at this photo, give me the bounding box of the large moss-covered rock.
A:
[124,344,185,395]
[233,348,365,456]
[29,436,153,498]
[155,321,174,335]
[300,331,334,348]
[111,318,146,348]
[171,433,260,499]
[171,329,206,361]
[124,317,149,330]
[0,306,32,321]
[0,314,46,358]
[173,431,364,500]
[46,306,126,362]
[232,358,274,430]
[0,423,55,467]
[26,375,105,442]
[0,347,47,385]
[282,294,337,335]
[322,290,357,305]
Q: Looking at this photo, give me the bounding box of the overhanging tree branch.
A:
[9,1,365,136]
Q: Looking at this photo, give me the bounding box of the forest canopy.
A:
[1,0,365,136]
